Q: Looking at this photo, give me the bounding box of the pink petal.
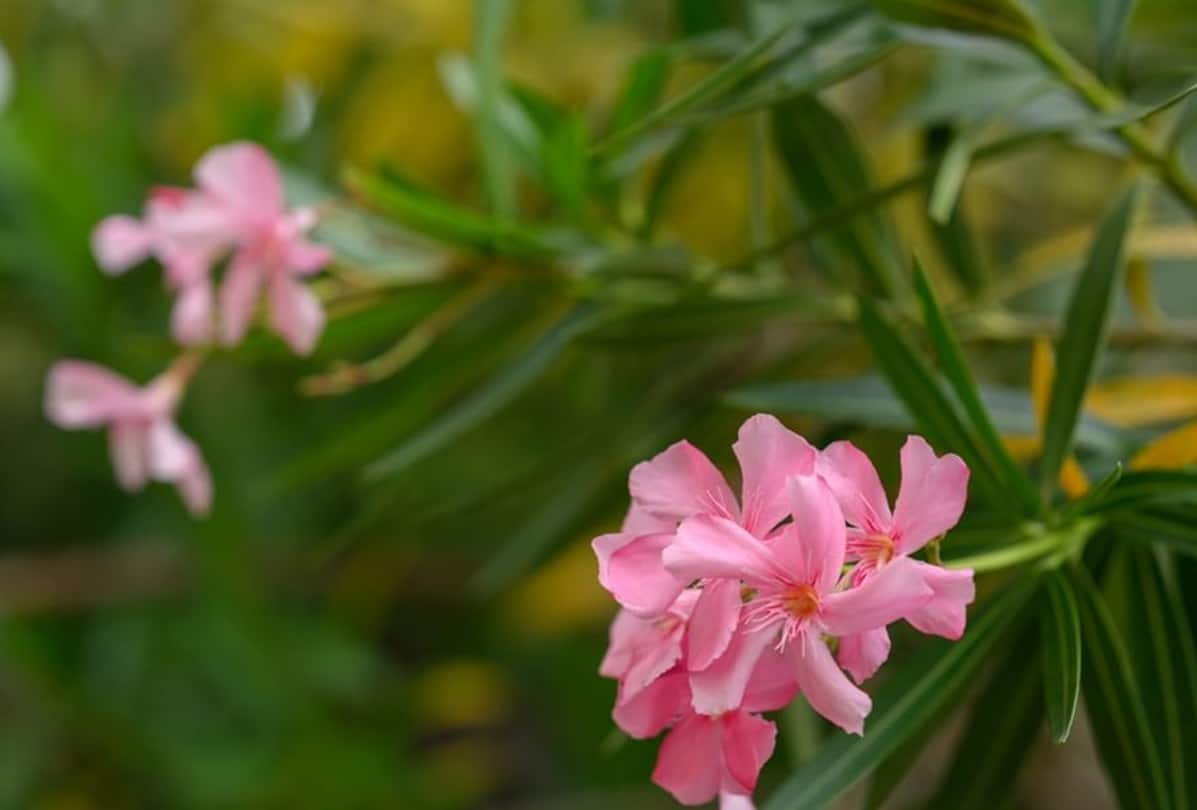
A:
[689,626,777,716]
[45,361,140,428]
[171,282,214,345]
[818,556,933,637]
[741,648,800,713]
[624,625,685,698]
[91,215,152,274]
[599,610,645,680]
[268,274,325,356]
[904,563,975,639]
[665,515,786,589]
[622,503,676,536]
[817,440,893,533]
[720,793,757,810]
[612,670,690,739]
[787,474,847,593]
[837,627,891,684]
[790,630,871,735]
[721,711,776,796]
[108,423,149,491]
[176,458,213,517]
[732,414,815,537]
[629,440,739,524]
[687,578,742,671]
[218,252,262,345]
[892,436,970,553]
[593,532,685,618]
[285,238,332,275]
[145,420,212,517]
[193,141,284,221]
[652,713,723,806]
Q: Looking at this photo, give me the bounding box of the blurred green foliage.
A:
[3,0,1197,808]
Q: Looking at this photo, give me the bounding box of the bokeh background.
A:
[3,1,1197,808]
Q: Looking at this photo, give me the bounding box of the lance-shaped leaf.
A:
[858,298,1006,506]
[1040,569,1082,742]
[869,0,1041,42]
[364,303,602,482]
[1096,0,1138,82]
[1070,564,1170,810]
[473,0,516,216]
[772,96,904,297]
[1118,546,1197,808]
[725,375,1125,454]
[763,578,1038,810]
[343,166,565,260]
[1039,185,1137,500]
[929,628,1043,807]
[914,261,1039,514]
[1088,469,1197,513]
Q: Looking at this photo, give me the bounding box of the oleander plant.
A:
[4,0,1197,808]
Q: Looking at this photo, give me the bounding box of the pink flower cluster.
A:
[45,142,331,516]
[594,415,973,808]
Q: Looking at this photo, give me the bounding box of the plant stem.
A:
[1027,33,1197,214]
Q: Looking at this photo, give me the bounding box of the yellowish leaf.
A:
[1124,255,1163,328]
[1029,336,1090,497]
[1130,420,1197,470]
[1086,374,1197,427]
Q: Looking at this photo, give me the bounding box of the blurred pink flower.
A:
[45,357,211,516]
[818,436,974,682]
[593,415,816,671]
[665,474,933,734]
[92,186,228,345]
[91,142,330,354]
[196,142,330,355]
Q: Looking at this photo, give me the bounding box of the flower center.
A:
[863,533,896,566]
[780,585,820,620]
[655,614,682,634]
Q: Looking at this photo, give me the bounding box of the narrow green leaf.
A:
[1060,462,1122,520]
[1118,546,1197,809]
[858,299,1006,506]
[1040,570,1082,742]
[913,261,1039,514]
[543,113,590,221]
[609,50,672,137]
[1084,468,1197,513]
[927,133,972,225]
[342,166,564,260]
[772,96,904,297]
[868,0,1040,42]
[1070,564,1171,810]
[929,629,1043,808]
[724,375,1124,454]
[1113,506,1197,558]
[364,303,601,482]
[596,19,796,153]
[1096,0,1137,82]
[763,579,1038,810]
[1039,185,1137,499]
[473,0,516,216]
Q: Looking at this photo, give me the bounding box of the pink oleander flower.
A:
[92,186,228,344]
[600,591,698,704]
[664,474,934,734]
[593,415,815,673]
[817,436,975,682]
[610,648,797,807]
[198,143,331,355]
[45,357,211,517]
[91,142,331,355]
